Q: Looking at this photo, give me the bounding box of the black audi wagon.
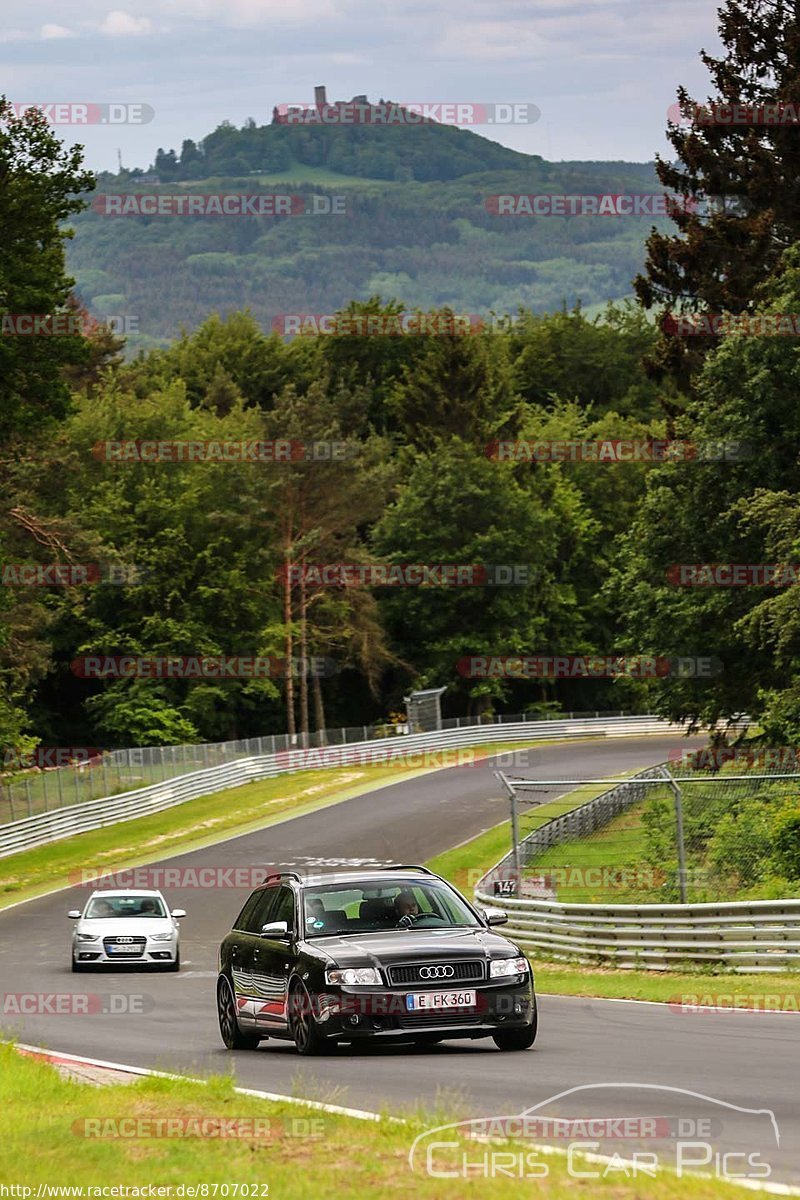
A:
[216,865,537,1055]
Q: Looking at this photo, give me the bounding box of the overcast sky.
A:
[1,0,723,173]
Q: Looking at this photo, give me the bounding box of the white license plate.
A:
[406,990,476,1011]
[108,944,140,954]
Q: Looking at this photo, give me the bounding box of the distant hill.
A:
[147,98,538,184]
[68,109,667,348]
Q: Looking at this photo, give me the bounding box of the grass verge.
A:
[0,1042,754,1198]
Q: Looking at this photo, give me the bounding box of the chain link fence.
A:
[497,760,800,905]
[0,708,632,825]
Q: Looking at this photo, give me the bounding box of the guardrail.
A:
[0,714,683,859]
[475,763,800,973]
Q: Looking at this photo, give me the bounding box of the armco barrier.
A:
[471,890,800,972]
[0,715,683,858]
[475,762,800,973]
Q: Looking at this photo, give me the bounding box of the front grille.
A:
[388,960,484,986]
[103,936,146,957]
[397,1011,482,1029]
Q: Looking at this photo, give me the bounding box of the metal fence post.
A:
[673,780,688,903]
[659,766,688,902]
[511,790,521,881]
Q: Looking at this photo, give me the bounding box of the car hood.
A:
[306,927,519,968]
[76,918,174,937]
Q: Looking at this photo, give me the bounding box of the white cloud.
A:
[41,23,76,38]
[99,10,154,35]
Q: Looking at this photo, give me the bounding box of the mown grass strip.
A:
[0,1042,755,1198]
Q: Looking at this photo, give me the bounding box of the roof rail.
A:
[262,871,304,886]
[379,864,436,875]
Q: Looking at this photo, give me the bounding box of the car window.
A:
[301,879,480,937]
[85,895,166,919]
[233,890,264,932]
[270,886,296,932]
[245,888,280,931]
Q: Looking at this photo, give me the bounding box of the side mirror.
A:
[171,909,186,919]
[482,907,508,927]
[260,920,289,939]
[68,910,82,920]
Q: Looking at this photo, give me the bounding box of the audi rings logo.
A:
[116,937,134,944]
[419,965,455,980]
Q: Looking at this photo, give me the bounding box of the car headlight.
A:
[151,931,175,941]
[76,933,99,942]
[325,967,382,986]
[490,956,529,979]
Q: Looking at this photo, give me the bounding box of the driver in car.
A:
[394,890,420,928]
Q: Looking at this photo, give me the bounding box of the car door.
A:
[230,887,279,1023]
[253,885,298,1031]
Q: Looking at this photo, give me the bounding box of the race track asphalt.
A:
[2,735,798,1186]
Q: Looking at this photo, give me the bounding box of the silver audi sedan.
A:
[68,889,185,971]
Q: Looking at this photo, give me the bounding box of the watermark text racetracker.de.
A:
[73,1116,324,1140]
[272,312,483,336]
[668,100,800,126]
[277,100,540,125]
[0,313,139,337]
[3,103,155,125]
[668,992,800,1014]
[663,312,800,337]
[667,563,800,586]
[1,563,144,587]
[69,866,284,889]
[90,194,347,217]
[485,439,749,462]
[457,654,722,679]
[91,440,355,463]
[69,655,338,680]
[486,194,696,217]
[2,993,153,1016]
[671,745,800,770]
[276,563,535,587]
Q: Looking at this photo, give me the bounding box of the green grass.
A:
[0,1042,755,1198]
[532,798,655,902]
[171,161,395,188]
[534,962,800,1005]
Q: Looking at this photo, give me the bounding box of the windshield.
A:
[301,879,481,937]
[85,895,167,919]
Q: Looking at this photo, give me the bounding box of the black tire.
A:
[165,949,181,973]
[288,982,327,1056]
[492,1008,538,1051]
[71,958,87,973]
[217,975,261,1050]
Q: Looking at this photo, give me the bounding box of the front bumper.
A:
[313,979,535,1040]
[73,937,178,965]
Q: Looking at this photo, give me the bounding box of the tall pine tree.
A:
[635,0,800,387]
